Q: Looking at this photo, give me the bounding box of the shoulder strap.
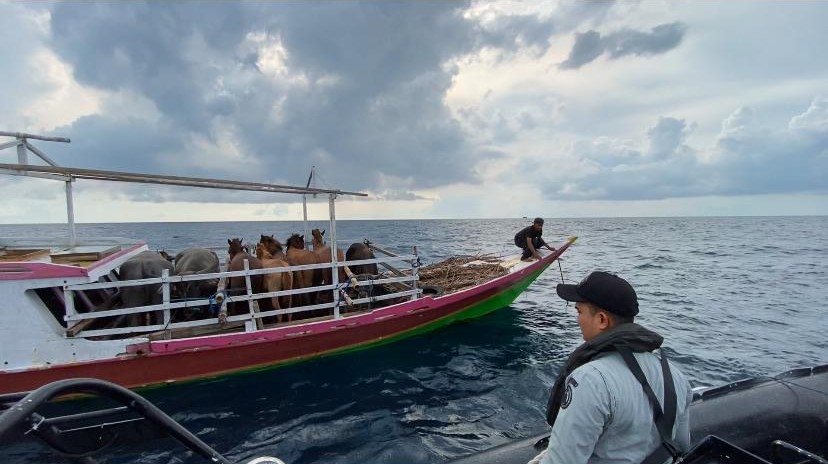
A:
[615,344,680,464]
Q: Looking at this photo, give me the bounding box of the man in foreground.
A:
[532,271,693,464]
[515,217,555,261]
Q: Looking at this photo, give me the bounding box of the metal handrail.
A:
[0,378,234,463]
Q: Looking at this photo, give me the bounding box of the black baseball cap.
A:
[556,271,639,317]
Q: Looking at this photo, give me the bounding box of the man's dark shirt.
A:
[515,225,545,248]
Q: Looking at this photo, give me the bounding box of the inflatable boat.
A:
[0,365,825,463]
[451,364,828,464]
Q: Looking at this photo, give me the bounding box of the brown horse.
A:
[255,243,294,322]
[285,234,323,307]
[310,229,357,289]
[259,234,287,260]
[226,238,269,317]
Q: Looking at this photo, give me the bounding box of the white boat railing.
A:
[62,254,421,339]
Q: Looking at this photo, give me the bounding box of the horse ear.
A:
[300,234,304,240]
[321,229,326,236]
[228,239,232,245]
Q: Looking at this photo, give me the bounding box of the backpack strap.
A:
[615,344,680,464]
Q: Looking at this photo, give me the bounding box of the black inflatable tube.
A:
[450,365,828,464]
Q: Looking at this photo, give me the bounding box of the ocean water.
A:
[1,217,826,464]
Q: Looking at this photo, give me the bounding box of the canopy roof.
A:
[0,163,367,197]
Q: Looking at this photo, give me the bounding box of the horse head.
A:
[227,238,245,260]
[260,234,284,255]
[311,229,326,248]
[286,234,305,250]
[158,250,173,262]
[255,242,274,260]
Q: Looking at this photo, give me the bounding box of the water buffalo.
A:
[119,250,175,326]
[173,247,220,320]
[345,242,378,277]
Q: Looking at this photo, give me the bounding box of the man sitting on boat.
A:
[514,217,555,261]
[531,271,693,464]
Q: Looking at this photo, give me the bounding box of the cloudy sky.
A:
[1,1,826,223]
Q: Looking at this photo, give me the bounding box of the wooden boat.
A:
[0,132,575,395]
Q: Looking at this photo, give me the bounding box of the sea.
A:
[1,217,826,464]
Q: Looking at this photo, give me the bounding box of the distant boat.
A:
[0,132,576,395]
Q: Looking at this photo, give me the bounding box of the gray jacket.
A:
[539,351,692,464]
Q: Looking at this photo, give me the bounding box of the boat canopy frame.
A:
[0,131,371,315]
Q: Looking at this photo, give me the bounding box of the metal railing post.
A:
[161,269,171,339]
[16,139,27,164]
[329,193,340,318]
[65,179,76,246]
[244,259,262,330]
[63,286,76,336]
[411,246,419,301]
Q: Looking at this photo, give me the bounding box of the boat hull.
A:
[1,245,569,395]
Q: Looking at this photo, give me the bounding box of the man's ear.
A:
[597,311,612,330]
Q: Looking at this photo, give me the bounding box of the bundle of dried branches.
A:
[417,254,509,294]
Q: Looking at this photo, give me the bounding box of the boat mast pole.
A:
[302,166,314,246]
[328,193,340,319]
[65,180,76,245]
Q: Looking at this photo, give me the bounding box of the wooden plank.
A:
[50,245,120,263]
[0,248,50,262]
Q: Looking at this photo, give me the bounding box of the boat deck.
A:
[0,237,144,268]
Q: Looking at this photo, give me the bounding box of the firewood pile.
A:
[417,255,509,293]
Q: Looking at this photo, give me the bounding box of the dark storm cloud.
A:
[560,22,686,69]
[38,1,678,202]
[559,30,604,69]
[45,115,185,173]
[49,2,251,131]
[43,1,511,195]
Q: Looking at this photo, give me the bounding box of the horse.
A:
[255,242,294,321]
[259,234,287,260]
[310,229,356,287]
[285,234,324,308]
[226,238,270,317]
